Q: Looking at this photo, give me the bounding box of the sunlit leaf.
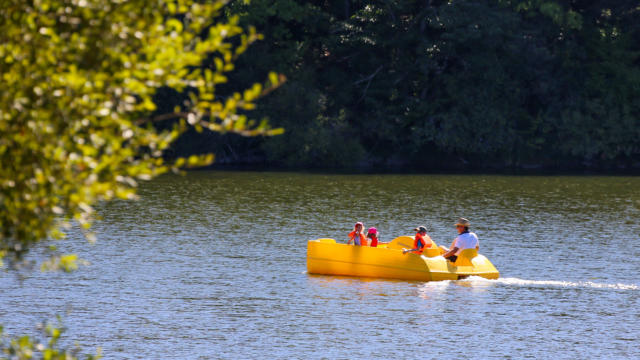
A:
[0,0,284,269]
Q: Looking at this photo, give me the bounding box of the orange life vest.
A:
[413,233,432,254]
[349,231,367,246]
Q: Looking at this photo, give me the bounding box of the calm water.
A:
[2,172,639,359]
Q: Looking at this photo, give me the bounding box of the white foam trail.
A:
[463,276,639,290]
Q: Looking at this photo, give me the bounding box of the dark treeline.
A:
[164,0,640,171]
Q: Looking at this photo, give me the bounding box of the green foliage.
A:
[1,319,100,359]
[217,0,639,169]
[0,0,284,265]
[260,83,365,167]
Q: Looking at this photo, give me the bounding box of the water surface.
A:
[2,172,639,359]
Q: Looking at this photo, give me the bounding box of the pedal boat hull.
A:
[306,237,499,281]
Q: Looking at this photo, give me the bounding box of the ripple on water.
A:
[1,172,639,359]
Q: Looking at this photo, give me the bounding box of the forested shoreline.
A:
[164,0,640,171]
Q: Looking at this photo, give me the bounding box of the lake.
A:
[1,171,639,359]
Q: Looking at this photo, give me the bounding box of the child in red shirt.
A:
[366,227,388,247]
[367,227,379,247]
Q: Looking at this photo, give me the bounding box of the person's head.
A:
[414,225,428,235]
[355,222,364,232]
[455,217,470,234]
[367,227,378,238]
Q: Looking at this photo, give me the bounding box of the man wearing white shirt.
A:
[442,217,479,263]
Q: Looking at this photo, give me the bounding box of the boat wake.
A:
[461,276,639,290]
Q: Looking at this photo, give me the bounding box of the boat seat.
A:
[387,236,439,252]
[453,248,478,266]
[423,247,444,257]
[387,236,414,250]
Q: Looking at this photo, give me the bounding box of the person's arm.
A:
[403,247,419,254]
[443,237,459,257]
[443,246,458,258]
[347,231,354,244]
[403,237,424,254]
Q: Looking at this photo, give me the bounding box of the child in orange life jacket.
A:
[367,227,387,247]
[347,222,367,246]
[403,225,433,255]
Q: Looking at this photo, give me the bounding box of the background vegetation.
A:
[171,0,640,171]
[1,0,281,357]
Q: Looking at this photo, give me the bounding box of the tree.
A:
[220,0,639,170]
[0,0,283,270]
[1,1,283,356]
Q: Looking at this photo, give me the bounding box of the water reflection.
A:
[417,280,452,300]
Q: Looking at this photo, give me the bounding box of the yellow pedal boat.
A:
[307,236,499,281]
